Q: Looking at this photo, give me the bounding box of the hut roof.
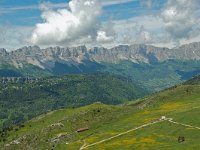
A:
[77,127,89,132]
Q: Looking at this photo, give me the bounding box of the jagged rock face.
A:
[3,46,89,69]
[170,42,200,60]
[0,48,8,58]
[89,45,152,63]
[89,44,165,63]
[1,42,200,69]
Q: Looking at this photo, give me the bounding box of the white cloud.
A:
[136,30,152,42]
[31,0,116,46]
[2,0,200,49]
[112,0,200,47]
[112,15,168,45]
[0,25,33,50]
[161,0,200,39]
[96,31,114,43]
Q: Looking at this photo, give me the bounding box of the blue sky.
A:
[0,0,165,26]
[0,0,200,49]
[0,0,65,26]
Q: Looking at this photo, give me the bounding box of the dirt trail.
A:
[79,140,87,150]
[167,118,200,130]
[79,117,165,150]
[79,117,200,149]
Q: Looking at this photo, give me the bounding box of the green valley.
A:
[2,59,200,92]
[0,73,147,129]
[1,75,200,149]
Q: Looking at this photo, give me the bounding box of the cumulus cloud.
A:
[112,15,169,45]
[135,30,152,43]
[3,0,200,49]
[31,0,114,46]
[161,0,200,39]
[96,21,116,43]
[96,31,114,43]
[0,25,33,50]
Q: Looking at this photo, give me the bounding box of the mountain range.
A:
[1,42,200,69]
[1,42,200,149]
[1,42,200,92]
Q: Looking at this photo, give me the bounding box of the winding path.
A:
[79,140,87,150]
[79,117,165,150]
[79,117,200,150]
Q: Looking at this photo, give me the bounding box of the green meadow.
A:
[1,81,200,150]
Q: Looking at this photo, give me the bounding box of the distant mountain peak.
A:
[0,42,200,69]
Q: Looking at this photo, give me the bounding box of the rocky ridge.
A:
[1,42,200,70]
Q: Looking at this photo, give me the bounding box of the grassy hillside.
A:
[183,74,200,85]
[1,76,200,149]
[0,73,147,129]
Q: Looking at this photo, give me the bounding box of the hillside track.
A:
[79,117,165,150]
[79,117,200,150]
[167,118,200,130]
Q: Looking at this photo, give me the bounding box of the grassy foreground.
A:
[1,83,200,149]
